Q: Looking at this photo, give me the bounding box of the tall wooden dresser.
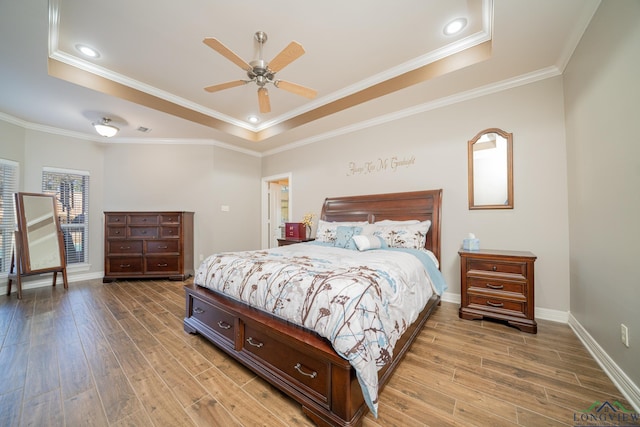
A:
[103,211,194,283]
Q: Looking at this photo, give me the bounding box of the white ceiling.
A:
[0,0,600,155]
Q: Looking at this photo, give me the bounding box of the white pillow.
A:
[374,219,420,225]
[353,234,384,251]
[373,220,431,249]
[315,220,369,243]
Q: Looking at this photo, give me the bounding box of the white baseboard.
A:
[569,313,640,413]
[0,271,104,295]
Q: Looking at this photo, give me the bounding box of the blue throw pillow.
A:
[334,226,362,250]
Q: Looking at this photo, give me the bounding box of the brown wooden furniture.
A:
[184,189,442,427]
[7,193,69,299]
[277,237,315,246]
[104,211,194,283]
[459,249,537,333]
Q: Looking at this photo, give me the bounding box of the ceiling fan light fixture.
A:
[443,18,467,36]
[93,117,119,137]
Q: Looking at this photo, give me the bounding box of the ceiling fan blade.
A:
[274,80,317,99]
[204,80,247,93]
[267,41,305,73]
[203,38,251,71]
[258,87,271,113]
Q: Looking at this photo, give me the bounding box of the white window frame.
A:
[0,158,19,276]
[42,167,90,267]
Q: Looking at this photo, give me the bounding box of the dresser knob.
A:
[492,265,497,271]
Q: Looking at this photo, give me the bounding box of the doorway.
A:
[261,173,292,248]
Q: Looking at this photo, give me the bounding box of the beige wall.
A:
[0,125,261,288]
[564,0,640,387]
[263,77,571,314]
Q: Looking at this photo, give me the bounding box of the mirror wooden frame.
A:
[7,192,68,299]
[468,128,514,210]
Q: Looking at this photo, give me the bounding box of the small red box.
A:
[285,222,306,239]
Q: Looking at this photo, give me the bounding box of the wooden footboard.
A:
[184,283,440,426]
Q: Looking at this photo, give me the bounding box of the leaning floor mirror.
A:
[468,128,514,209]
[7,192,69,299]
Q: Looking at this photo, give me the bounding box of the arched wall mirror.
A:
[7,192,68,299]
[468,128,513,209]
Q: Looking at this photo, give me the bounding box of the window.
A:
[42,167,89,265]
[0,159,19,274]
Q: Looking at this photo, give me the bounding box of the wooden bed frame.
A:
[184,189,442,426]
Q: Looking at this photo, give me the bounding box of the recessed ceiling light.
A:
[247,115,260,124]
[76,44,100,58]
[443,18,467,36]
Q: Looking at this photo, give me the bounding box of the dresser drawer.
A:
[128,226,159,239]
[468,294,526,315]
[160,214,181,224]
[146,240,179,254]
[466,277,525,296]
[106,226,126,239]
[189,296,236,344]
[128,214,159,225]
[105,214,126,225]
[467,259,526,277]
[145,256,180,273]
[160,226,180,238]
[243,324,330,403]
[107,257,143,274]
[107,240,143,255]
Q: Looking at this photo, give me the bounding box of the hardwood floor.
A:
[1,278,637,426]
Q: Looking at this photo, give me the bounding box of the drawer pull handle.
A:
[217,321,231,330]
[193,307,205,314]
[157,263,168,267]
[158,245,168,249]
[115,218,120,222]
[492,265,497,271]
[486,301,504,307]
[120,246,130,250]
[294,363,317,379]
[246,337,264,348]
[119,264,131,268]
[486,283,503,289]
[142,218,147,222]
[141,230,147,234]
[114,231,120,234]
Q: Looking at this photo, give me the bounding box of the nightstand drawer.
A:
[468,294,525,314]
[466,277,525,296]
[467,259,526,276]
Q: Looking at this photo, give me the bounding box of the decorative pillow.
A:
[352,234,386,251]
[373,220,431,249]
[334,226,362,250]
[315,220,368,243]
[374,219,420,225]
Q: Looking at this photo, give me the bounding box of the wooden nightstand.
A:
[459,249,537,333]
[277,238,315,247]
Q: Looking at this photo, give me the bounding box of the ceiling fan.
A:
[203,31,317,114]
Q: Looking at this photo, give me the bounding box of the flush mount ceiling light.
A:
[93,117,119,137]
[247,115,260,124]
[443,18,467,36]
[75,44,100,58]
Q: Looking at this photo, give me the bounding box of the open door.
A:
[261,174,291,248]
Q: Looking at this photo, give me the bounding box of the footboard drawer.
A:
[243,323,331,404]
[187,295,237,345]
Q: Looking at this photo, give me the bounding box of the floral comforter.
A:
[194,243,446,417]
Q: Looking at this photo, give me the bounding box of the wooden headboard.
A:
[320,189,443,264]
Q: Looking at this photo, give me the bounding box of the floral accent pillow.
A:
[315,220,368,244]
[373,220,431,249]
[334,226,362,250]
